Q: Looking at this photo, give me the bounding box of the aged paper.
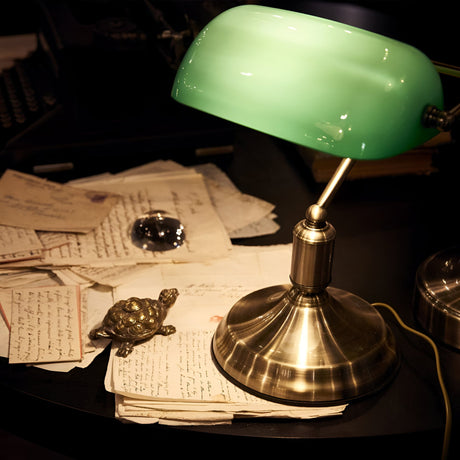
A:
[0,225,44,265]
[228,213,280,239]
[0,162,277,270]
[105,245,347,424]
[106,329,346,424]
[110,159,188,178]
[107,329,250,402]
[33,284,113,372]
[0,225,42,256]
[0,274,63,358]
[0,169,119,233]
[108,245,294,402]
[193,163,277,234]
[39,170,232,266]
[0,269,58,289]
[113,244,293,333]
[68,265,157,287]
[0,249,43,265]
[0,283,112,370]
[107,329,278,403]
[121,161,279,236]
[0,290,11,357]
[94,160,280,239]
[8,285,82,364]
[0,289,11,329]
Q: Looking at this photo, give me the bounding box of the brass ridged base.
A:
[212,284,399,404]
[415,246,460,349]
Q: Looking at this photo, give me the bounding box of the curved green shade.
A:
[172,5,443,160]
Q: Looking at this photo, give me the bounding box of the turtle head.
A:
[159,288,179,308]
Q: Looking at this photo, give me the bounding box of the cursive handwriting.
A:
[8,285,82,364]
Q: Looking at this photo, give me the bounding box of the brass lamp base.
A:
[212,159,399,404]
[212,284,399,404]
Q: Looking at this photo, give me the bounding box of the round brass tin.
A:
[414,247,460,349]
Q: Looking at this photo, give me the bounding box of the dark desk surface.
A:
[1,128,459,459]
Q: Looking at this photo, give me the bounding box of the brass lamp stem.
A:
[291,158,356,292]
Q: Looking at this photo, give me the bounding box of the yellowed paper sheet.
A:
[194,163,276,234]
[0,169,119,233]
[8,285,82,363]
[106,329,346,425]
[0,290,11,357]
[0,225,42,256]
[39,171,232,266]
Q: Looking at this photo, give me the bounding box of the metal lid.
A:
[414,247,460,349]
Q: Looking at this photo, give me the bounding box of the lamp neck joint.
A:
[305,204,328,229]
[423,104,460,132]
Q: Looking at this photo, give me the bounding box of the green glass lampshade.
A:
[172,5,443,160]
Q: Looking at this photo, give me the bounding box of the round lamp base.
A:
[212,285,399,404]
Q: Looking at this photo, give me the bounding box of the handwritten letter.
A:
[9,285,82,364]
[39,171,231,266]
[109,329,261,403]
[0,169,119,233]
[0,225,42,256]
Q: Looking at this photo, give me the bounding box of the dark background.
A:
[0,1,458,180]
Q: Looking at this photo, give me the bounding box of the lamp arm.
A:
[317,158,356,208]
[305,158,356,227]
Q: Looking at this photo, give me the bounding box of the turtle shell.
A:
[103,297,163,341]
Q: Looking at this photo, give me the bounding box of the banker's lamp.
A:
[172,5,447,404]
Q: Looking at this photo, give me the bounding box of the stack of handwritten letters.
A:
[0,160,346,424]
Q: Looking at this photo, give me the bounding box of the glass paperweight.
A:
[414,246,460,349]
[130,210,185,252]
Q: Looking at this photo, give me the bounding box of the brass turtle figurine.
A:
[89,288,178,357]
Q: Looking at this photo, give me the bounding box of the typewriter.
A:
[0,0,237,177]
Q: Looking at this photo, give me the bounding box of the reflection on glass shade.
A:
[172,5,443,160]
